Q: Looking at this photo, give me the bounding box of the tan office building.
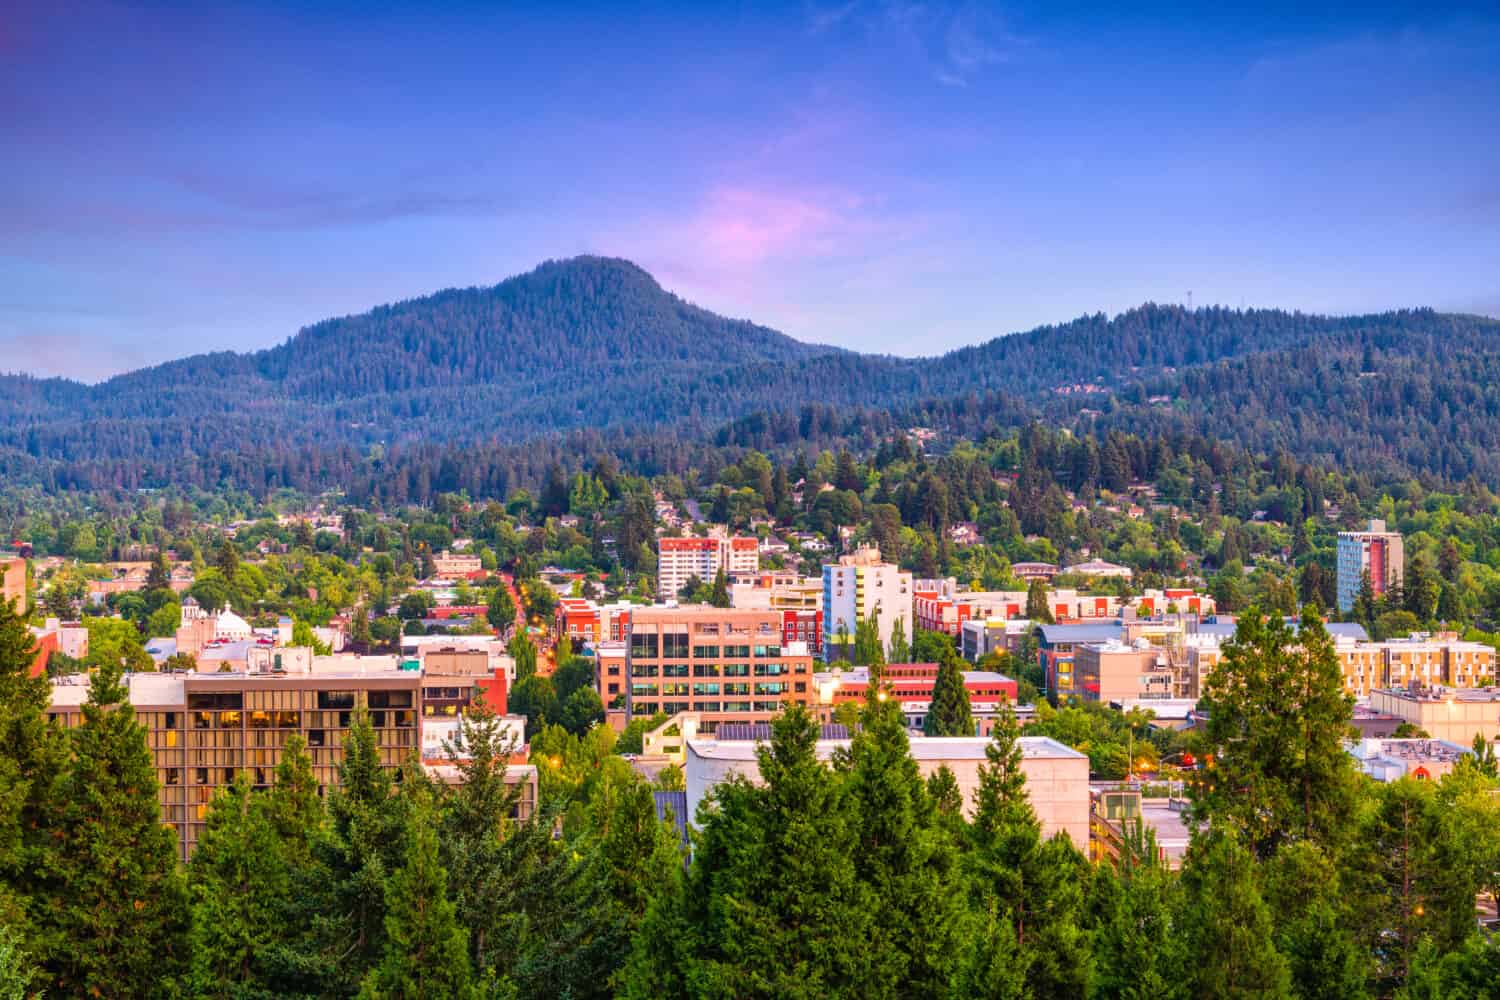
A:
[50,670,421,858]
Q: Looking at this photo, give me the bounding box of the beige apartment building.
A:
[1334,633,1495,698]
[618,605,814,733]
[1369,687,1500,745]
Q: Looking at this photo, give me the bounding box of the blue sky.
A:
[3,1,1499,380]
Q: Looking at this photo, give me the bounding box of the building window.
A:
[318,690,356,710]
[308,729,325,747]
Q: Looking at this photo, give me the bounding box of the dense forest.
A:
[5,256,1500,492]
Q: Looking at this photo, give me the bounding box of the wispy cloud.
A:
[821,0,1024,87]
[0,172,505,238]
[604,182,930,306]
[806,0,862,34]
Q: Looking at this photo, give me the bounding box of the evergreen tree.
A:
[267,733,323,867]
[48,658,188,996]
[924,647,974,736]
[968,705,1092,998]
[1177,830,1291,999]
[0,595,65,963]
[188,774,293,998]
[145,548,172,593]
[708,567,730,608]
[1089,826,1184,1000]
[668,703,871,997]
[1352,571,1377,629]
[215,537,241,580]
[359,783,472,1000]
[1025,579,1054,624]
[845,680,965,995]
[316,706,404,992]
[1262,842,1369,1000]
[1195,607,1357,858]
[437,702,524,974]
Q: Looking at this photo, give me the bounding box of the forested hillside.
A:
[4,256,1500,492]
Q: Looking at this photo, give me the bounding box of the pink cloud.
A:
[687,186,858,267]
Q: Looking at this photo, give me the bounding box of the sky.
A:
[3,1,1499,380]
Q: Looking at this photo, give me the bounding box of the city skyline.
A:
[4,0,1499,380]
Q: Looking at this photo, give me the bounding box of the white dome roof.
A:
[215,609,252,636]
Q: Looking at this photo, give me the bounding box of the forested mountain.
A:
[4,255,1500,492]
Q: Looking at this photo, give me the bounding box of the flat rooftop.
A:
[1374,686,1500,703]
[688,734,1085,763]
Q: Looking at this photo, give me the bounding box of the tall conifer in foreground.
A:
[359,782,472,1000]
[49,659,187,996]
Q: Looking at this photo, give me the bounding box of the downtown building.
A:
[821,547,913,662]
[1336,519,1404,612]
[657,533,759,599]
[48,651,522,859]
[609,605,814,733]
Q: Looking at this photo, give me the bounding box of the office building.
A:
[1333,632,1495,697]
[49,669,422,859]
[1337,519,1404,613]
[1368,686,1500,745]
[620,605,814,732]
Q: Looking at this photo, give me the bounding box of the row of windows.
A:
[631,699,799,715]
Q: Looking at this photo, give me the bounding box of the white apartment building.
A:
[657,532,759,598]
[821,547,912,662]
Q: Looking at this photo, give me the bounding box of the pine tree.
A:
[317,706,404,992]
[1195,607,1357,858]
[359,783,472,1000]
[968,705,1091,999]
[676,703,871,997]
[1090,831,1184,1000]
[1261,842,1369,1000]
[48,658,188,996]
[924,648,974,736]
[845,683,965,995]
[437,701,524,973]
[215,537,241,580]
[708,568,730,608]
[145,548,172,593]
[1025,579,1054,624]
[1177,830,1291,999]
[267,733,323,866]
[188,774,293,997]
[1352,571,1377,629]
[0,596,65,960]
